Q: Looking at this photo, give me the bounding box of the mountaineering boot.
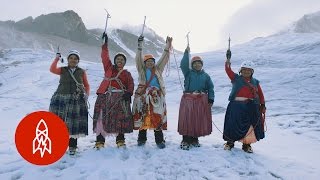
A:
[180,141,190,150]
[242,144,253,153]
[156,141,166,149]
[94,134,105,149]
[180,136,190,150]
[190,137,200,148]
[69,147,77,155]
[154,130,165,149]
[69,138,78,155]
[137,129,147,146]
[224,141,235,150]
[94,142,105,149]
[137,140,146,146]
[116,140,126,148]
[116,133,126,148]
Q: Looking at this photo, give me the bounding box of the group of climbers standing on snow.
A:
[49,23,266,155]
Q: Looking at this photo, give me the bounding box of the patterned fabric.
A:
[133,87,167,130]
[223,100,265,142]
[93,92,133,134]
[178,93,212,137]
[49,93,88,138]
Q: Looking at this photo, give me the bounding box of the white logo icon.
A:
[32,119,52,158]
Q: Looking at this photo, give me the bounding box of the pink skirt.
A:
[178,93,212,137]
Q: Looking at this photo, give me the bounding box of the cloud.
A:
[218,0,320,48]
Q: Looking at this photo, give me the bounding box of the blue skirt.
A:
[223,100,265,142]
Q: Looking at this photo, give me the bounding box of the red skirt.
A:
[178,93,212,137]
[93,93,133,135]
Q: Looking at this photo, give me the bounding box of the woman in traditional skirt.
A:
[93,32,134,148]
[49,49,90,155]
[178,46,215,150]
[132,35,172,149]
[223,58,266,153]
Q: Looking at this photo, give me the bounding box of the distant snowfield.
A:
[0,32,320,179]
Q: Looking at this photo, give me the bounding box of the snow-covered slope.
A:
[1,22,320,179]
[294,11,320,33]
[1,10,320,180]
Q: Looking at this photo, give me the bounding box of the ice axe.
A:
[226,35,232,60]
[141,16,146,36]
[186,31,190,47]
[103,9,111,42]
[57,45,64,63]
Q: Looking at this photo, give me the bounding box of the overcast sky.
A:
[0,0,319,52]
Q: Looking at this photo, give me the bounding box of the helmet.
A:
[67,50,80,60]
[239,60,255,74]
[240,60,254,70]
[191,56,203,65]
[114,52,127,65]
[144,54,155,62]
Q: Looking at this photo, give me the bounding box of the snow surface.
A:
[0,31,320,180]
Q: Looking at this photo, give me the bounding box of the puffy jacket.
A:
[180,49,215,101]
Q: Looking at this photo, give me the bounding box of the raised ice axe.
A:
[186,31,190,47]
[104,9,111,32]
[102,9,111,43]
[141,16,146,36]
[226,35,232,60]
[57,45,64,63]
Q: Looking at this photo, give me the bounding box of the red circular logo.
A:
[15,111,69,165]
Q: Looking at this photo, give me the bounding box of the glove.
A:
[208,99,214,108]
[138,35,144,42]
[226,49,232,60]
[166,36,173,49]
[138,35,144,49]
[122,92,132,101]
[56,53,64,63]
[102,32,108,44]
[186,46,190,52]
[260,104,266,113]
[56,53,61,59]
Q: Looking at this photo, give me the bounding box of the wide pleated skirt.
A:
[93,92,133,136]
[178,93,212,137]
[223,100,265,142]
[49,93,88,138]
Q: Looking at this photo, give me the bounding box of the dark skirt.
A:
[178,93,212,137]
[223,100,265,142]
[93,92,133,135]
[49,93,88,137]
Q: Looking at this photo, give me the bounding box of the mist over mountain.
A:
[0,10,174,63]
[1,9,320,180]
[294,11,320,33]
[205,10,320,64]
